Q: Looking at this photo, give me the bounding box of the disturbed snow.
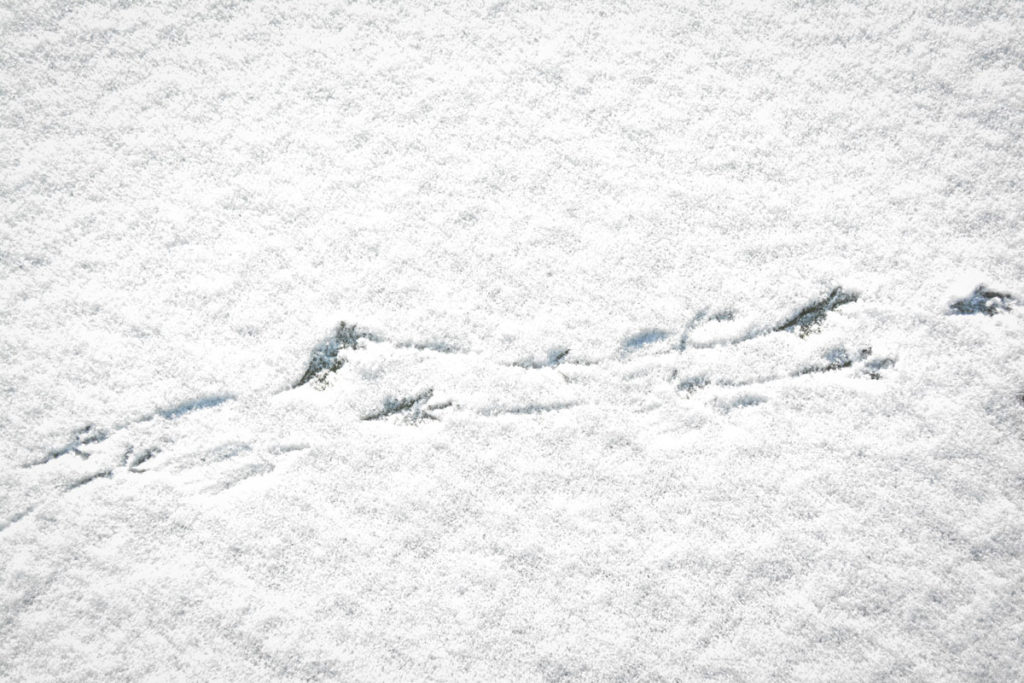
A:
[2,0,1024,680]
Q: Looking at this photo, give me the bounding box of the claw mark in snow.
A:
[513,347,570,369]
[793,346,870,376]
[362,389,438,423]
[24,394,234,468]
[214,462,275,493]
[678,346,889,398]
[394,339,466,354]
[128,447,159,472]
[153,395,234,420]
[480,401,579,416]
[677,375,711,394]
[0,507,35,534]
[715,393,768,412]
[66,470,113,490]
[678,310,709,350]
[775,287,859,337]
[26,424,106,467]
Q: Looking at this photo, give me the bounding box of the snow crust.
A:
[2,0,1023,679]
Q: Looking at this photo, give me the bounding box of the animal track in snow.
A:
[66,469,114,491]
[17,285,894,477]
[622,329,671,351]
[775,287,859,337]
[361,388,441,423]
[513,347,571,369]
[15,281,1015,534]
[294,322,379,388]
[22,394,235,469]
[680,287,860,350]
[7,393,244,535]
[290,286,886,424]
[949,285,1014,316]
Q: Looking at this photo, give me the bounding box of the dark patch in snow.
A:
[215,462,275,493]
[78,425,107,445]
[862,355,896,380]
[622,328,670,350]
[678,310,708,350]
[481,401,578,416]
[949,286,1014,316]
[0,507,35,534]
[680,344,886,396]
[513,347,570,369]
[204,442,252,462]
[25,393,233,468]
[794,346,871,376]
[775,287,858,337]
[128,447,159,472]
[362,389,437,423]
[710,309,735,322]
[677,375,711,395]
[66,470,113,490]
[716,393,768,412]
[154,394,234,420]
[679,309,737,350]
[395,339,466,354]
[295,322,378,388]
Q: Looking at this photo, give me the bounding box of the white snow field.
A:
[2,0,1024,679]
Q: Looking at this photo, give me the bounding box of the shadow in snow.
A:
[155,394,234,420]
[479,401,578,416]
[622,329,670,351]
[28,424,107,467]
[66,470,113,491]
[0,507,35,534]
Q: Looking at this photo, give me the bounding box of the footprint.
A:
[295,322,378,389]
[949,286,1014,316]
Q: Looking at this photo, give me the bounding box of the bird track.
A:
[7,282,1017,533]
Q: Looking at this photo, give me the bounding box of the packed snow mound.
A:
[2,0,1024,680]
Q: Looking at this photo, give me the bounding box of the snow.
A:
[2,0,1024,679]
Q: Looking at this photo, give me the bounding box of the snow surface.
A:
[2,0,1024,680]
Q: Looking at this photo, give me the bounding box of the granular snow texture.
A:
[2,1,1024,680]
